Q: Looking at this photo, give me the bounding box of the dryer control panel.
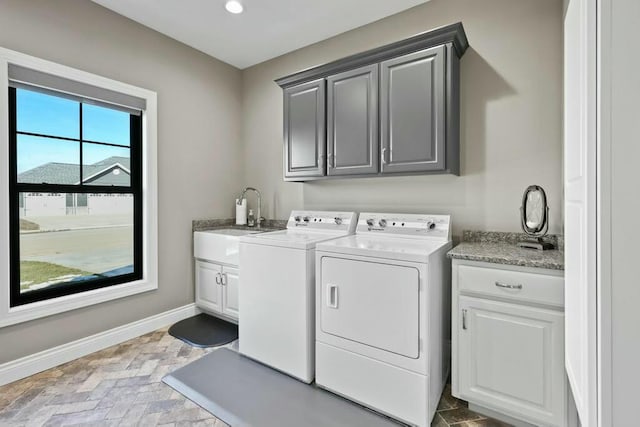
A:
[356,213,451,240]
[287,210,358,233]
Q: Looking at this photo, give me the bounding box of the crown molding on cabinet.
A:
[275,22,468,88]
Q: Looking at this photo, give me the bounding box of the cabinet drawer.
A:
[457,264,563,307]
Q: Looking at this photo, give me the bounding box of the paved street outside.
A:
[20,226,134,274]
[23,214,132,232]
[19,215,134,285]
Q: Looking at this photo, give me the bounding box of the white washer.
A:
[315,213,452,427]
[239,210,358,383]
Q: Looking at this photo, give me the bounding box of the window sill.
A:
[0,278,157,328]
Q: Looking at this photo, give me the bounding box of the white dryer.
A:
[315,213,452,427]
[239,210,358,383]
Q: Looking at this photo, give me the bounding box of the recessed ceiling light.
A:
[225,0,244,14]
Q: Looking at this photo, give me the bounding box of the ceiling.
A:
[90,0,428,69]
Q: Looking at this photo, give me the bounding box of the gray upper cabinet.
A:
[327,64,379,176]
[277,22,467,181]
[283,79,326,179]
[380,45,446,174]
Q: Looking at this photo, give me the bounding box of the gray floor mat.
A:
[168,314,238,348]
[163,348,404,427]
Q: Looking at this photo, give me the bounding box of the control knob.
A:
[366,219,375,227]
[294,216,301,222]
[334,217,343,225]
[303,216,310,223]
[378,219,387,228]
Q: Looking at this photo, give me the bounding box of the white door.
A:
[563,0,598,425]
[320,257,420,358]
[195,261,222,314]
[458,296,566,427]
[222,266,239,320]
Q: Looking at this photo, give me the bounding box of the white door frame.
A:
[563,0,599,426]
[595,0,612,425]
[596,0,640,425]
[564,0,613,426]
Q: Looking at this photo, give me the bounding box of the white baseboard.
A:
[0,303,200,387]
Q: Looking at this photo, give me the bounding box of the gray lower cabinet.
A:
[327,64,379,176]
[380,45,447,174]
[283,78,326,179]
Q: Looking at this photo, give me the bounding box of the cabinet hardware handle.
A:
[327,153,335,169]
[381,147,387,165]
[221,273,227,286]
[327,284,339,309]
[462,309,467,330]
[495,281,523,290]
[215,273,221,285]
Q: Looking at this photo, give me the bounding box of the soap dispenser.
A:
[247,209,256,227]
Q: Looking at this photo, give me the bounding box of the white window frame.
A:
[0,47,158,328]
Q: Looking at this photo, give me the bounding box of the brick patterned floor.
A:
[0,327,509,426]
[432,385,511,427]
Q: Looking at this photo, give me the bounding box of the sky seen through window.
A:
[16,88,131,173]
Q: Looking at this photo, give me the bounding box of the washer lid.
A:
[241,229,352,250]
[316,234,451,263]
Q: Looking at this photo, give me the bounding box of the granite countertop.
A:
[447,231,564,271]
[192,218,288,233]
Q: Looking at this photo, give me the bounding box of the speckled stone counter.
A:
[447,231,564,271]
[192,218,287,233]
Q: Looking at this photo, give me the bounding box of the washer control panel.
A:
[356,213,451,240]
[287,211,358,233]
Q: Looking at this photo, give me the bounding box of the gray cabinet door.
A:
[327,64,379,176]
[283,79,326,179]
[380,45,446,173]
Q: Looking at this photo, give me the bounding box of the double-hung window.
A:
[0,49,157,325]
[9,84,143,306]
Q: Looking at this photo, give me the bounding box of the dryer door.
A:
[320,257,420,358]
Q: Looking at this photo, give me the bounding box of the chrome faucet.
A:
[237,187,262,228]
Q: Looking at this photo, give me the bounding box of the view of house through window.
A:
[10,86,142,306]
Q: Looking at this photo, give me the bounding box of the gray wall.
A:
[0,0,564,364]
[610,0,639,422]
[0,0,242,363]
[241,0,564,236]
